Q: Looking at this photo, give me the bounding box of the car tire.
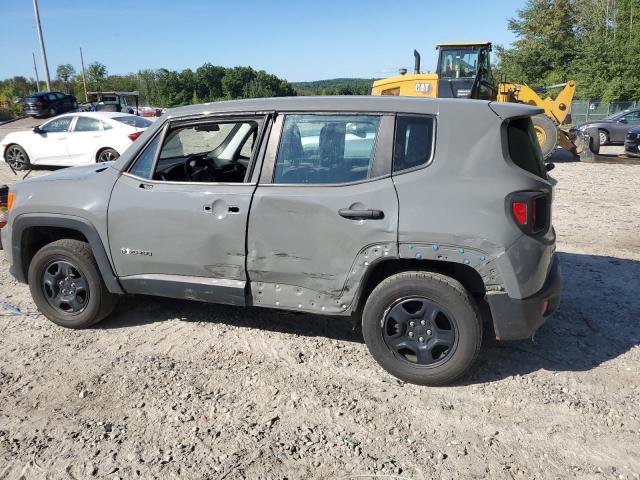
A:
[96,148,120,163]
[72,101,78,109]
[4,144,30,171]
[362,271,482,386]
[48,107,57,117]
[598,129,609,146]
[28,239,117,329]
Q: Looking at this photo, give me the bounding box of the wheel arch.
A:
[11,214,123,294]
[3,142,32,163]
[354,258,487,314]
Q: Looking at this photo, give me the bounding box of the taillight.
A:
[7,192,14,210]
[36,100,44,107]
[128,131,142,142]
[510,192,549,234]
[511,202,527,225]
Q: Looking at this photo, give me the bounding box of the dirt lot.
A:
[0,145,639,479]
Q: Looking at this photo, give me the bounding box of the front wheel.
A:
[28,239,117,328]
[362,271,482,386]
[598,130,609,146]
[4,144,30,171]
[97,148,119,163]
[531,114,559,159]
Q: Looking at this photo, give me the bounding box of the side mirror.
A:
[32,126,41,134]
[618,118,627,123]
[545,162,555,172]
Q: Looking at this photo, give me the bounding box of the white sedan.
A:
[1,112,153,170]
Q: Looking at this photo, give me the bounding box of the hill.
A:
[291,78,376,96]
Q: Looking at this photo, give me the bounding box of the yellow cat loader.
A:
[371,43,576,158]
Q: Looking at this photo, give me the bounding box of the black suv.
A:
[23,92,78,117]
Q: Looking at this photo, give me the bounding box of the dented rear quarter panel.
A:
[394,100,554,299]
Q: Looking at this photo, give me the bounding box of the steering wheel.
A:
[184,155,215,182]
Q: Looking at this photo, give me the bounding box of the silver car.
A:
[1,96,560,385]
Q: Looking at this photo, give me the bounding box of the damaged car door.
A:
[107,115,268,305]
[247,113,398,314]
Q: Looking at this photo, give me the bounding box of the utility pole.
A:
[32,0,51,91]
[80,47,88,103]
[32,52,41,92]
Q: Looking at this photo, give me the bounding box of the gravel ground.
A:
[0,151,639,479]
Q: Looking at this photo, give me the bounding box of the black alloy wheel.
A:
[5,145,29,170]
[97,149,119,163]
[41,260,90,314]
[382,297,457,366]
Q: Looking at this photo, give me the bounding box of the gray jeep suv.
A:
[1,96,560,385]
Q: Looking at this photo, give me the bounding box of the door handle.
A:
[338,208,384,220]
[139,183,153,190]
[203,204,240,214]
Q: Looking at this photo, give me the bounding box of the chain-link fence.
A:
[571,100,640,124]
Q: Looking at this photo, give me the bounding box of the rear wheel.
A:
[531,114,558,159]
[28,239,117,328]
[48,107,57,117]
[97,148,119,163]
[362,271,482,386]
[4,144,30,171]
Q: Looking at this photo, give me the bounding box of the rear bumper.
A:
[486,255,561,340]
[23,105,47,116]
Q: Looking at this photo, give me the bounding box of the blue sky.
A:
[1,0,525,82]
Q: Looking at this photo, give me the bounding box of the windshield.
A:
[604,110,631,120]
[439,49,479,79]
[114,116,152,128]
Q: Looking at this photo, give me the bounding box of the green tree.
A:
[494,0,577,85]
[222,67,256,99]
[87,62,107,90]
[195,63,226,100]
[55,64,76,91]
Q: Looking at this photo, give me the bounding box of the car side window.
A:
[393,116,435,173]
[40,117,72,133]
[55,93,65,100]
[273,115,381,184]
[74,117,102,132]
[101,121,113,130]
[623,111,640,122]
[150,120,260,183]
[47,93,57,102]
[129,135,161,179]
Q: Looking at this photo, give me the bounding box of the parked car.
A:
[624,126,640,156]
[570,108,640,145]
[0,96,560,386]
[1,112,152,170]
[23,91,78,117]
[0,184,7,231]
[87,91,139,114]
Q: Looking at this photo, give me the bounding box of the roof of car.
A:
[27,91,61,97]
[167,96,541,119]
[54,112,137,119]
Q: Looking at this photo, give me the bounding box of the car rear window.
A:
[507,117,547,178]
[114,116,152,128]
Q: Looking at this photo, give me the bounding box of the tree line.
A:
[0,62,297,114]
[494,0,640,101]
